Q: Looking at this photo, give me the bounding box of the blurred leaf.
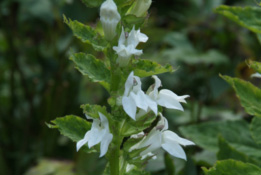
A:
[221,75,261,117]
[64,16,108,51]
[25,159,74,175]
[179,120,261,161]
[217,136,259,166]
[247,59,261,74]
[202,160,261,175]
[164,153,175,175]
[250,117,261,145]
[81,0,104,8]
[49,115,96,154]
[70,53,110,90]
[215,5,261,34]
[193,150,217,167]
[133,59,174,78]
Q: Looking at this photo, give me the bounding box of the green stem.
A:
[109,135,121,175]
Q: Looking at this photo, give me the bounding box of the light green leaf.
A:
[217,136,259,166]
[215,5,261,34]
[70,53,110,90]
[251,117,261,145]
[133,59,174,78]
[202,160,261,175]
[81,0,104,8]
[179,120,261,161]
[64,16,108,51]
[48,115,95,153]
[81,104,108,119]
[247,59,261,74]
[221,75,261,117]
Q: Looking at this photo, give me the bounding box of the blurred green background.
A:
[0,0,260,174]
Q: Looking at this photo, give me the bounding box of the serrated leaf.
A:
[81,0,104,8]
[179,120,261,161]
[251,117,261,145]
[217,136,259,166]
[64,16,108,51]
[221,75,261,117]
[49,115,96,153]
[70,53,110,90]
[247,59,261,74]
[202,160,261,175]
[133,59,174,78]
[215,5,261,34]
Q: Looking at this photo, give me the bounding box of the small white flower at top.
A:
[127,0,152,17]
[113,27,148,67]
[130,113,195,160]
[77,112,113,157]
[100,0,121,41]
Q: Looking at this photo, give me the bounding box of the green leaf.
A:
[64,16,108,51]
[215,5,261,34]
[81,104,108,119]
[217,136,259,166]
[202,160,261,175]
[81,0,104,8]
[122,15,146,29]
[179,120,261,161]
[70,53,110,90]
[247,59,261,74]
[48,115,95,153]
[251,117,261,145]
[133,59,174,78]
[221,75,261,117]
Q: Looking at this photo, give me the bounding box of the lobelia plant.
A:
[48,0,195,174]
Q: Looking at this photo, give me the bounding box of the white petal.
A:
[136,29,148,43]
[251,72,261,78]
[158,113,168,131]
[88,120,106,148]
[161,142,187,160]
[145,95,158,115]
[124,72,134,96]
[130,91,148,111]
[151,75,161,99]
[76,131,91,151]
[99,112,109,130]
[99,133,113,157]
[139,129,162,155]
[122,96,137,120]
[163,130,195,146]
[157,90,184,111]
[85,114,92,120]
[160,89,189,103]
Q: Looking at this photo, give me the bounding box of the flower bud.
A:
[127,0,152,17]
[100,0,121,41]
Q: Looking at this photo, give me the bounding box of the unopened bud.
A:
[127,0,152,17]
[100,0,121,41]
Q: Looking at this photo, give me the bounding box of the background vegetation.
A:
[1,0,260,174]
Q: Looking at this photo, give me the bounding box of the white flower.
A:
[127,0,152,17]
[130,114,195,160]
[100,0,121,41]
[149,75,189,111]
[122,72,157,120]
[76,112,113,157]
[113,27,148,67]
[251,72,261,78]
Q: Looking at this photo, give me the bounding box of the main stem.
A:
[109,134,121,175]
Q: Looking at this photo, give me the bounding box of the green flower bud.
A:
[127,0,152,17]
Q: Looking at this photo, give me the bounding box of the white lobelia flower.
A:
[149,75,189,111]
[100,0,121,41]
[127,0,152,17]
[130,114,195,160]
[76,112,113,157]
[122,72,157,120]
[113,27,148,67]
[251,72,261,78]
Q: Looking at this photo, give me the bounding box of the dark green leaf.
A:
[81,104,108,119]
[122,15,146,29]
[215,5,261,34]
[64,16,108,51]
[81,0,104,8]
[221,75,261,117]
[251,117,261,145]
[70,53,110,90]
[202,160,261,175]
[133,59,174,78]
